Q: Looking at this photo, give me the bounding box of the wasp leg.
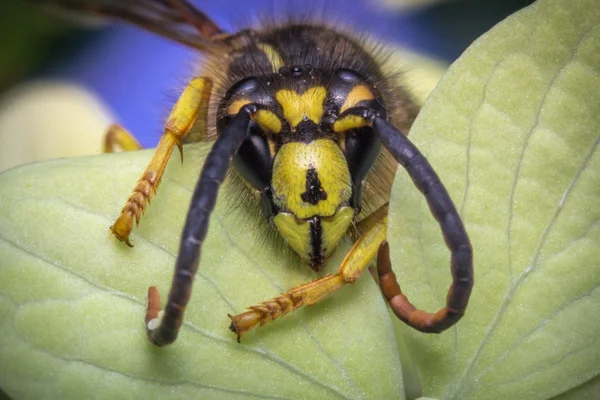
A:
[145,104,257,346]
[339,106,474,332]
[228,204,389,342]
[230,106,474,339]
[103,124,143,153]
[110,77,212,247]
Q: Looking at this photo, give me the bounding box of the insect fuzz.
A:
[42,1,472,347]
[215,34,387,270]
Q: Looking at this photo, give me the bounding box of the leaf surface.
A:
[0,145,403,399]
[387,0,600,398]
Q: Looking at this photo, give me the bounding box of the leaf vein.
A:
[450,18,600,397]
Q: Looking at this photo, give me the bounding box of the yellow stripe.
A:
[339,84,375,114]
[227,99,282,133]
[227,98,251,115]
[276,87,327,129]
[257,43,284,72]
[333,114,368,132]
[254,109,282,133]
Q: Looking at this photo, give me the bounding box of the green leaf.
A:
[388,0,600,399]
[3,0,599,398]
[550,374,600,400]
[0,144,404,399]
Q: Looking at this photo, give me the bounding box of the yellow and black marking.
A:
[300,167,327,205]
[268,137,352,267]
[256,42,284,72]
[340,84,376,114]
[217,62,391,269]
[271,139,351,218]
[50,0,472,347]
[308,216,324,268]
[275,86,327,129]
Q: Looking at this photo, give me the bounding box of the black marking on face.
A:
[309,217,324,271]
[294,119,321,144]
[301,167,327,205]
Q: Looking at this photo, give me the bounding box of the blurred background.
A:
[0,0,534,171]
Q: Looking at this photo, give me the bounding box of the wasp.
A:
[43,0,473,346]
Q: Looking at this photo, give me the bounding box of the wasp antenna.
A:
[164,0,225,39]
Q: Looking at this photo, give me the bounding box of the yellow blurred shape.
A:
[0,81,114,172]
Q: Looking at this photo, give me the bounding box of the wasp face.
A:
[218,62,385,270]
[46,1,467,345]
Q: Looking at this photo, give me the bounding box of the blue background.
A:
[33,0,532,147]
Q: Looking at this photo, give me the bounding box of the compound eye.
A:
[344,126,382,209]
[228,77,259,97]
[224,77,259,115]
[232,121,273,190]
[345,127,381,185]
[324,68,380,125]
[223,78,282,133]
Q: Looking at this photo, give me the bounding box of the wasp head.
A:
[218,66,385,270]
